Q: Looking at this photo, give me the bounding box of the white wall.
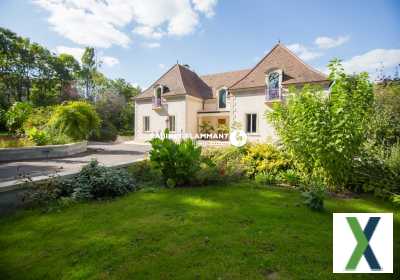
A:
[231,89,278,143]
[135,96,186,142]
[186,96,203,134]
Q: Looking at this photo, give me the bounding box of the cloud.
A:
[55,46,119,67]
[159,63,166,69]
[102,56,120,67]
[315,35,350,49]
[55,46,84,61]
[287,43,323,61]
[133,26,164,40]
[192,0,218,17]
[143,42,161,48]
[33,0,219,48]
[342,49,400,75]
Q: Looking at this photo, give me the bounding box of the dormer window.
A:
[153,85,163,108]
[266,70,282,100]
[218,88,227,109]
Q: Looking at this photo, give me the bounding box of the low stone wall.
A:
[0,141,87,162]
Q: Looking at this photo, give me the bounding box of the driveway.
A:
[0,142,150,187]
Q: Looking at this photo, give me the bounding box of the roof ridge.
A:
[176,64,188,94]
[200,68,250,78]
[229,43,281,89]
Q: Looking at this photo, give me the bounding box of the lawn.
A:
[0,182,398,280]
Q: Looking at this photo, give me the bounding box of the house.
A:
[134,43,329,143]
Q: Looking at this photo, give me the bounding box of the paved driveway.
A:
[0,142,150,185]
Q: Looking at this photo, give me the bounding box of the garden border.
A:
[0,141,88,162]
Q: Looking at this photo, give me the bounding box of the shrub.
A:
[242,143,290,178]
[255,172,276,185]
[201,146,247,183]
[301,176,325,211]
[350,143,400,198]
[5,102,33,134]
[127,160,162,185]
[268,60,374,189]
[0,137,34,148]
[199,121,214,134]
[49,101,100,141]
[89,120,118,142]
[26,127,49,146]
[277,169,301,186]
[149,133,202,186]
[191,162,223,186]
[68,160,136,200]
[22,106,54,132]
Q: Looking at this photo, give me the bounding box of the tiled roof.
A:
[135,64,212,100]
[135,43,328,100]
[200,69,250,97]
[230,43,328,90]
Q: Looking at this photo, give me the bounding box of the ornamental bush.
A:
[49,101,100,141]
[149,131,202,186]
[5,102,33,134]
[268,60,374,189]
[241,143,290,178]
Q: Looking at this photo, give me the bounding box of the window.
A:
[267,71,281,100]
[218,88,227,109]
[246,113,257,133]
[143,116,150,132]
[168,115,176,132]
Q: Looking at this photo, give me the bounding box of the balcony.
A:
[152,96,163,110]
[266,88,281,101]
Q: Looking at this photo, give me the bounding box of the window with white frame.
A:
[143,116,150,132]
[245,113,257,133]
[218,88,227,109]
[168,115,176,132]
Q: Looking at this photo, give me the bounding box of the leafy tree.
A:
[80,47,98,101]
[268,60,374,188]
[49,101,100,141]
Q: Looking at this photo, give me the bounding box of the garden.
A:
[0,27,139,148]
[0,28,400,278]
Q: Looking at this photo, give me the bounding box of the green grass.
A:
[0,182,398,279]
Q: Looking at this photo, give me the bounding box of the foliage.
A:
[0,108,6,130]
[66,160,136,200]
[26,127,49,146]
[368,81,400,147]
[255,172,276,185]
[199,121,214,134]
[149,132,202,186]
[0,27,80,108]
[277,169,301,186]
[268,60,374,189]
[301,176,326,211]
[119,101,135,134]
[49,101,100,140]
[127,160,162,185]
[5,102,33,134]
[90,120,118,142]
[302,188,325,211]
[241,143,290,178]
[201,146,247,182]
[0,137,34,148]
[350,143,400,197]
[22,106,54,132]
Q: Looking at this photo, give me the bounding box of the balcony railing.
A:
[152,96,162,108]
[265,88,281,101]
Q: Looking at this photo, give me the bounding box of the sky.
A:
[1,0,399,89]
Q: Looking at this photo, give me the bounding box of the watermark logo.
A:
[333,213,393,273]
[229,130,247,147]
